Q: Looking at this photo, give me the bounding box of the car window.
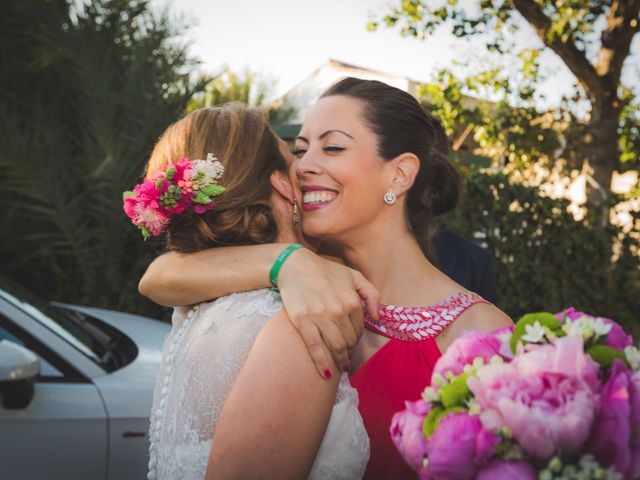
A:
[0,277,120,371]
[0,318,64,378]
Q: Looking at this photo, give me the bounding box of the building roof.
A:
[272,58,420,124]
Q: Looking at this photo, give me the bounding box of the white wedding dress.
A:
[147,289,370,480]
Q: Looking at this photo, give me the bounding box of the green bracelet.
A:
[270,243,304,288]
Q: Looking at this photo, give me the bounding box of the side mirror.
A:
[0,339,40,409]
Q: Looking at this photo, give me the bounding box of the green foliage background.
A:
[447,167,640,334]
[0,0,637,336]
[0,0,201,318]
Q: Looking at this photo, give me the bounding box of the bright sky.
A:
[154,0,640,109]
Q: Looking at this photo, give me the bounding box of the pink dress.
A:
[350,291,489,480]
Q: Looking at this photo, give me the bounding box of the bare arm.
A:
[205,309,340,480]
[138,244,286,307]
[139,245,380,376]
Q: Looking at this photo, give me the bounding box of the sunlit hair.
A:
[145,104,288,252]
[320,77,461,260]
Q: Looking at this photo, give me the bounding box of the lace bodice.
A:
[148,289,369,480]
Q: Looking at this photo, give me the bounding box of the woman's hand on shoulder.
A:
[277,248,379,377]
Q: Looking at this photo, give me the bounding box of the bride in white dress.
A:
[130,104,369,479]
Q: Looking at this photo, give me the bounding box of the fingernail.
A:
[324,369,332,379]
[343,366,350,373]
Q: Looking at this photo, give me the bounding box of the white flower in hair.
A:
[192,153,225,184]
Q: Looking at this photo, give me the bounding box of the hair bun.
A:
[428,151,461,216]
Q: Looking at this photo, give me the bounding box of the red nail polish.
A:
[343,366,350,373]
[324,369,332,379]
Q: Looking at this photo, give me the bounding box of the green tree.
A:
[0,0,201,315]
[418,55,563,168]
[370,0,640,224]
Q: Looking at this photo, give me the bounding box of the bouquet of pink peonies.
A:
[391,308,640,480]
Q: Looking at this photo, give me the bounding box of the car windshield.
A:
[0,276,109,368]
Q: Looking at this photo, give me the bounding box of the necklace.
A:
[364,291,488,342]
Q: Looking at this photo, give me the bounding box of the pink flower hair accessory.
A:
[123,153,225,239]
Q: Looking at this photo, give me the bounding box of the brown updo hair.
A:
[145,103,288,253]
[320,77,461,259]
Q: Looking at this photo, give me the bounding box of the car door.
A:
[0,298,108,480]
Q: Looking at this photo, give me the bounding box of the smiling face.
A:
[293,95,397,242]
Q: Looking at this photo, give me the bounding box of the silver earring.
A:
[292,200,300,224]
[383,191,396,205]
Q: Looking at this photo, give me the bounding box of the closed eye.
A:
[324,146,345,153]
[292,148,307,157]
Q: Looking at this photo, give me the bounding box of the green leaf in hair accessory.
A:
[165,166,177,181]
[199,184,225,196]
[192,192,211,204]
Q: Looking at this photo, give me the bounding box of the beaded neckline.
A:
[364,291,488,342]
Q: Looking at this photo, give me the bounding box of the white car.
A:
[0,276,170,480]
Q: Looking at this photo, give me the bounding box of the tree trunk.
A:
[583,99,621,228]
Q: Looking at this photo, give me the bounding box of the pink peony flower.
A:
[123,195,138,219]
[603,318,634,351]
[556,307,632,351]
[513,334,600,390]
[475,460,537,480]
[587,360,640,479]
[468,336,599,459]
[132,203,168,236]
[432,330,501,380]
[629,371,640,479]
[390,398,430,474]
[424,412,499,480]
[172,157,192,181]
[475,427,500,465]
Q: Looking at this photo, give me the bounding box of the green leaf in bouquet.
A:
[440,372,471,409]
[586,344,630,369]
[511,312,563,353]
[122,190,136,199]
[199,184,225,196]
[422,405,463,439]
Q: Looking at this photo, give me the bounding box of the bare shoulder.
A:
[462,303,513,331]
[436,303,513,353]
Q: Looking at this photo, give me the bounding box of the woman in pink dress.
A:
[140,78,512,479]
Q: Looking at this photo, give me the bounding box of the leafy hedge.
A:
[446,168,640,334]
[0,0,197,320]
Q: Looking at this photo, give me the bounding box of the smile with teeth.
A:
[301,190,338,210]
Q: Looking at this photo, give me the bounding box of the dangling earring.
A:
[383,191,396,205]
[292,200,300,224]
